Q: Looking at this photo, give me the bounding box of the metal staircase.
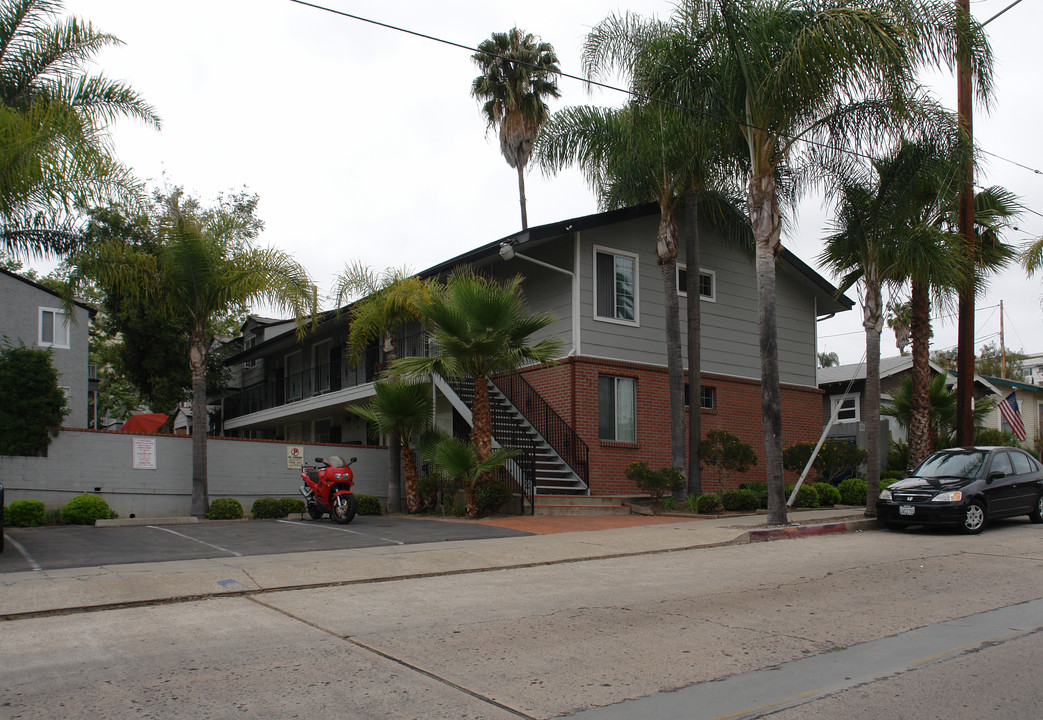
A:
[441,374,588,511]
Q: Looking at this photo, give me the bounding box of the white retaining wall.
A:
[0,429,390,518]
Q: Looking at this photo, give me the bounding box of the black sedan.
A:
[878,446,1043,534]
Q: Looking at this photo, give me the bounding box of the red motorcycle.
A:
[299,455,357,523]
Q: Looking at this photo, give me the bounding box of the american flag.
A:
[998,391,1027,442]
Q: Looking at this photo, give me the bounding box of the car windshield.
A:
[913,451,987,479]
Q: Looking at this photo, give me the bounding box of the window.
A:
[830,394,859,423]
[1009,451,1033,475]
[39,307,70,348]
[683,384,716,410]
[594,247,638,323]
[676,265,716,301]
[244,336,257,368]
[599,375,636,442]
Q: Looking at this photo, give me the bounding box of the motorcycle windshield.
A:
[325,455,347,468]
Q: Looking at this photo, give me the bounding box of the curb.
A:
[96,516,199,527]
[748,517,878,542]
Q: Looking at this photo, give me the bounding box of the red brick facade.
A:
[518,356,824,495]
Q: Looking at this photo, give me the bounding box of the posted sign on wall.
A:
[287,445,304,470]
[132,437,157,470]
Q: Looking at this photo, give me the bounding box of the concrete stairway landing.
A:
[532,495,632,517]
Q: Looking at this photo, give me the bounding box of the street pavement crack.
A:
[246,595,537,720]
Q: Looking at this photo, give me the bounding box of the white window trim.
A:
[599,375,637,442]
[830,393,860,424]
[38,307,70,349]
[676,264,716,302]
[592,244,640,327]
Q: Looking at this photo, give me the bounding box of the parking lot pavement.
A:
[0,516,532,573]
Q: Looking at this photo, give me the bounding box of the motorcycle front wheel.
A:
[331,493,357,524]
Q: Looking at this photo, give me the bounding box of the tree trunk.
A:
[402,442,420,513]
[517,165,528,230]
[748,172,786,525]
[657,212,686,475]
[682,189,702,496]
[387,433,402,514]
[907,279,933,470]
[189,331,209,518]
[468,375,493,517]
[863,282,883,518]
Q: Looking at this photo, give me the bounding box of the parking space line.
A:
[276,519,405,545]
[147,526,243,556]
[5,535,42,571]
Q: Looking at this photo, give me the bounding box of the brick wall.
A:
[519,357,824,495]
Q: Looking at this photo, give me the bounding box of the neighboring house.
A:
[0,268,94,428]
[222,204,852,497]
[976,375,1043,447]
[1020,352,1043,387]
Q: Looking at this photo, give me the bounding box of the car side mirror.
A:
[987,471,1005,483]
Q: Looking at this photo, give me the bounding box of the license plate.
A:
[899,505,916,516]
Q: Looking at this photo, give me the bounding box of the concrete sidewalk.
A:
[0,509,875,618]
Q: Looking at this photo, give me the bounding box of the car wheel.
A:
[960,500,987,534]
[1029,495,1043,524]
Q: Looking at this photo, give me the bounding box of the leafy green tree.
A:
[331,263,429,513]
[0,343,67,455]
[471,27,560,230]
[974,341,1025,380]
[817,352,839,369]
[68,190,316,516]
[699,429,757,491]
[349,380,433,514]
[391,269,561,516]
[643,0,992,525]
[0,0,159,258]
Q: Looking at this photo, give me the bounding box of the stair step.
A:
[534,504,632,517]
[533,495,624,507]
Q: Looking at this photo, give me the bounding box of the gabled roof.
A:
[978,375,1043,395]
[0,267,96,316]
[817,355,945,387]
[118,413,171,434]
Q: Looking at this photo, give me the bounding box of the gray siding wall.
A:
[0,273,91,427]
[513,215,822,387]
[0,430,390,517]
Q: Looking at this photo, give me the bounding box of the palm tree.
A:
[69,191,316,516]
[883,373,992,449]
[391,269,561,516]
[0,0,159,258]
[887,302,912,355]
[348,380,432,514]
[421,432,519,518]
[331,263,429,513]
[643,0,992,525]
[471,27,560,230]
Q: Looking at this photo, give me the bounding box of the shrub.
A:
[662,496,677,511]
[701,430,757,487]
[251,497,285,519]
[695,493,721,514]
[785,483,819,508]
[62,494,116,525]
[783,439,866,483]
[684,493,700,513]
[974,427,1021,447]
[474,481,512,517]
[279,497,306,516]
[887,441,909,473]
[7,499,46,527]
[355,493,383,516]
[0,344,67,456]
[720,488,759,512]
[838,477,868,506]
[813,482,841,507]
[881,469,905,481]
[624,462,684,505]
[207,498,243,520]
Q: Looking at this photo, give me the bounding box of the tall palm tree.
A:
[0,0,159,258]
[391,269,561,516]
[69,191,316,516]
[331,263,429,513]
[644,0,992,524]
[348,380,432,514]
[471,27,560,230]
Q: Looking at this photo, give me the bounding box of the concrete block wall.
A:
[0,429,390,518]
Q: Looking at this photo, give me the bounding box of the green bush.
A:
[624,462,684,504]
[720,488,759,512]
[701,430,757,487]
[783,439,866,483]
[813,482,841,507]
[662,496,677,511]
[887,441,909,473]
[785,483,819,508]
[684,494,700,512]
[695,493,721,514]
[838,477,868,506]
[251,497,285,519]
[974,427,1021,447]
[207,498,243,520]
[7,499,46,527]
[62,494,116,525]
[474,481,512,517]
[881,469,905,481]
[355,493,383,516]
[279,497,306,516]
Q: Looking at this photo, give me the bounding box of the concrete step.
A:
[533,503,633,517]
[532,495,625,508]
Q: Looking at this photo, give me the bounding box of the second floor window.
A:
[676,265,716,301]
[39,307,69,348]
[595,248,637,323]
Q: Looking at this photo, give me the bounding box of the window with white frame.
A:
[244,335,257,368]
[594,247,638,323]
[683,384,716,410]
[830,394,860,423]
[598,375,636,442]
[38,307,70,348]
[676,264,716,301]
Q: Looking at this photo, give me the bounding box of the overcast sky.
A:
[56,0,1043,367]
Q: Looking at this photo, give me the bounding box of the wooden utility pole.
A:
[1000,299,1007,379]
[955,0,976,445]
